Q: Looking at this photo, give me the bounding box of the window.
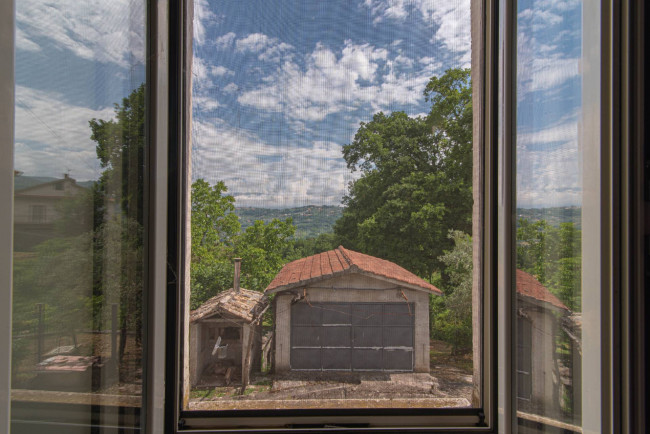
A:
[180,0,484,425]
[1,0,647,433]
[29,205,46,224]
[6,0,149,431]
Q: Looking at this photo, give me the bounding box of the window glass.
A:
[185,0,478,411]
[11,0,146,430]
[515,0,591,431]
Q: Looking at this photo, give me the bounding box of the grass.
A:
[190,388,227,400]
[429,340,473,374]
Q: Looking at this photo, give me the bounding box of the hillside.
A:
[236,205,342,239]
[14,175,95,190]
[516,206,582,229]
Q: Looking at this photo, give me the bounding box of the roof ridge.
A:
[336,245,354,267]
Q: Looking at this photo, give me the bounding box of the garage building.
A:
[266,246,442,373]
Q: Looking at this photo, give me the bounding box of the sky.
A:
[190,0,471,208]
[13,0,583,209]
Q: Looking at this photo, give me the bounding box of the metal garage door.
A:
[290,302,414,371]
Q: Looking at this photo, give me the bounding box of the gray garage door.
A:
[290,302,414,371]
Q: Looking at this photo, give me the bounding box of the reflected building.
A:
[515,269,580,422]
[13,173,87,251]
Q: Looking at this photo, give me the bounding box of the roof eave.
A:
[265,268,352,294]
[517,293,570,314]
[265,267,442,296]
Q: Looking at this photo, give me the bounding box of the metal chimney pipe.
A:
[233,258,241,293]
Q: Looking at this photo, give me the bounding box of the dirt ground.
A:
[189,340,474,410]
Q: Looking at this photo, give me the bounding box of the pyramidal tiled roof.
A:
[516,269,569,311]
[265,246,442,295]
[190,287,267,323]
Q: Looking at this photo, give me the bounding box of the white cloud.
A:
[517,0,581,96]
[16,27,41,52]
[223,83,239,94]
[14,86,116,180]
[236,33,273,52]
[191,118,357,207]
[363,0,471,67]
[517,52,580,96]
[193,96,220,111]
[517,142,581,208]
[193,0,216,46]
[237,40,434,122]
[423,1,471,66]
[16,0,145,68]
[517,120,582,207]
[517,120,578,149]
[235,33,294,63]
[214,32,237,49]
[192,57,214,91]
[211,66,234,76]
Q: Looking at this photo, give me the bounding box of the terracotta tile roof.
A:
[190,288,268,323]
[516,269,569,311]
[265,246,442,295]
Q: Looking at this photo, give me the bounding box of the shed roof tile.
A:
[516,269,569,311]
[265,246,442,295]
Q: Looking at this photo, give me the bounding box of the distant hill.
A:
[14,175,95,191]
[14,176,59,191]
[236,205,342,239]
[236,205,581,239]
[516,206,581,229]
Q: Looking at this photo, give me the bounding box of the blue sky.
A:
[14,0,583,209]
[516,0,583,208]
[190,0,471,208]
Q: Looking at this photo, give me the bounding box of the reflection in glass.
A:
[515,0,585,431]
[186,0,476,410]
[11,0,146,430]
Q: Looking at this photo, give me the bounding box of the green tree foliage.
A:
[12,85,147,381]
[292,232,339,258]
[89,84,146,359]
[431,230,473,353]
[236,219,295,291]
[334,68,472,279]
[189,179,297,310]
[190,179,240,309]
[516,219,581,311]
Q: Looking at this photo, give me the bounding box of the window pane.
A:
[185,0,479,411]
[11,0,146,430]
[515,0,593,431]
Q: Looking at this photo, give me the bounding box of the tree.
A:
[188,179,297,309]
[235,218,295,291]
[431,230,473,353]
[292,232,339,258]
[190,179,240,309]
[89,84,145,362]
[334,68,472,279]
[516,219,581,311]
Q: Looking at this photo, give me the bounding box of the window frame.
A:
[0,0,15,430]
[165,0,498,431]
[1,0,647,432]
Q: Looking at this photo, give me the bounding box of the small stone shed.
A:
[189,285,267,387]
[265,246,442,373]
[515,269,571,414]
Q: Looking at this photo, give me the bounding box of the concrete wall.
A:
[189,323,200,386]
[190,321,263,387]
[273,273,431,372]
[520,307,560,415]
